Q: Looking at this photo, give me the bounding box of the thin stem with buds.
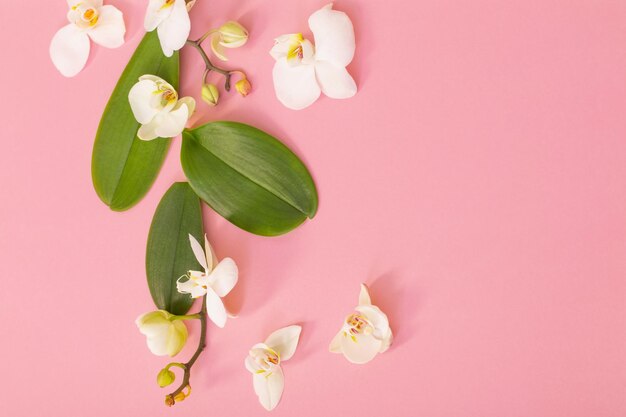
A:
[164,296,208,406]
[185,39,233,91]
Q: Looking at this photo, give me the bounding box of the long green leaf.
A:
[146,182,203,315]
[181,121,318,236]
[92,31,179,211]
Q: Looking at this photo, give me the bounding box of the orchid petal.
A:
[308,3,355,67]
[136,310,187,357]
[272,60,320,110]
[50,24,90,77]
[137,118,160,141]
[264,325,301,361]
[128,79,159,124]
[339,332,382,364]
[166,320,188,356]
[87,5,125,48]
[270,33,303,61]
[175,96,196,119]
[253,367,284,411]
[379,327,393,353]
[209,258,238,297]
[153,104,189,138]
[356,305,390,339]
[329,331,343,353]
[176,276,196,295]
[203,234,215,272]
[205,287,227,328]
[210,34,228,61]
[314,60,357,99]
[156,0,190,57]
[144,0,172,32]
[358,283,371,306]
[188,234,208,270]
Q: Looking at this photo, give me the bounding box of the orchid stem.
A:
[165,295,207,406]
[185,39,232,91]
[173,313,201,321]
[197,29,218,45]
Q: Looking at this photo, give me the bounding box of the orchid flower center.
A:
[288,44,304,61]
[150,81,178,110]
[250,347,281,373]
[71,3,100,28]
[343,312,374,342]
[161,0,175,10]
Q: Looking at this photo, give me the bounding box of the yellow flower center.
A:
[71,3,100,27]
[161,0,175,10]
[344,312,374,342]
[158,87,178,108]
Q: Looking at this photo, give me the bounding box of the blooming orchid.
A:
[50,0,126,77]
[177,234,238,328]
[245,325,302,411]
[270,4,357,110]
[144,0,191,57]
[136,310,188,357]
[128,75,196,140]
[329,284,393,364]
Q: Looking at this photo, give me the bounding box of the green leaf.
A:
[92,31,179,211]
[146,182,203,315]
[181,121,318,236]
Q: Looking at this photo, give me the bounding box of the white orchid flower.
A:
[329,284,393,364]
[128,75,196,140]
[270,3,357,110]
[177,234,238,328]
[136,310,188,357]
[50,0,126,77]
[144,0,191,57]
[245,325,302,411]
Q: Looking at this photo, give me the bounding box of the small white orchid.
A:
[136,310,188,357]
[144,0,191,57]
[50,0,126,77]
[128,75,196,140]
[330,284,393,364]
[245,325,302,411]
[270,3,357,110]
[177,234,238,328]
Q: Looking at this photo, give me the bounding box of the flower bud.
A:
[218,21,248,48]
[157,368,176,388]
[201,83,219,106]
[136,310,188,357]
[174,392,187,402]
[164,395,175,407]
[235,78,252,97]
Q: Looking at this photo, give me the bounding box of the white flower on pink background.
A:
[128,75,196,140]
[270,3,357,110]
[50,0,126,77]
[177,234,238,328]
[245,325,302,411]
[330,284,393,364]
[144,0,191,57]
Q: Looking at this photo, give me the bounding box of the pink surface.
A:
[1,0,626,415]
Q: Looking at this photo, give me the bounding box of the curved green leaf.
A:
[92,31,179,211]
[181,121,318,236]
[146,182,203,315]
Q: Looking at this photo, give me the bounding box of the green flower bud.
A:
[201,83,219,106]
[157,368,176,388]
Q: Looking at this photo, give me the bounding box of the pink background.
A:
[1,0,626,415]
